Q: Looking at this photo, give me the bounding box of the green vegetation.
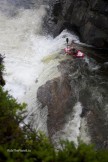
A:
[0,54,4,72]
[0,55,108,162]
[0,54,5,86]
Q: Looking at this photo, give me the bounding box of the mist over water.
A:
[0,0,80,136]
[1,0,107,147]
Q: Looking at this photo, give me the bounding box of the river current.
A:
[0,0,108,147]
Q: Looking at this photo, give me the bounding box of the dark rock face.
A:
[47,0,108,48]
[72,41,108,63]
[37,58,108,149]
[37,60,77,137]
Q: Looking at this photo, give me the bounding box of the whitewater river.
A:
[0,0,108,147]
[0,0,82,143]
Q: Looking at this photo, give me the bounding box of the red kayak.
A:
[64,47,84,58]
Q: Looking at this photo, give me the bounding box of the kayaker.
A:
[64,38,84,58]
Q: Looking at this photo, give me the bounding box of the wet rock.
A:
[37,58,108,148]
[78,63,108,149]
[37,77,77,137]
[72,41,108,63]
[87,109,108,149]
[37,61,77,137]
[47,0,108,48]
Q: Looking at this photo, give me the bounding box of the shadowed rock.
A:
[37,58,108,148]
[37,77,77,137]
[46,0,108,48]
[37,60,77,137]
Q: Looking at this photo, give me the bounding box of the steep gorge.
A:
[46,0,108,48]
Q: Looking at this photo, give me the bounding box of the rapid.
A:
[0,0,108,147]
[0,1,79,135]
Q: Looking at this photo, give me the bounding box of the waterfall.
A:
[1,0,107,148]
[0,1,79,135]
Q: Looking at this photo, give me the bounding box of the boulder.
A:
[37,59,108,148]
[37,60,77,137]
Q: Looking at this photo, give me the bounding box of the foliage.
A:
[0,54,5,86]
[0,86,55,162]
[0,86,26,147]
[0,54,5,71]
[0,64,4,72]
[0,86,108,162]
[0,55,108,161]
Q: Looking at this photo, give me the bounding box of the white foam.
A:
[80,117,91,144]
[0,3,79,133]
[52,102,82,147]
[0,4,92,147]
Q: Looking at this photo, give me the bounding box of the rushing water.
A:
[0,0,80,138]
[0,0,108,147]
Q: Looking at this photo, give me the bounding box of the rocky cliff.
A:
[46,0,108,48]
[37,60,77,138]
[37,58,108,149]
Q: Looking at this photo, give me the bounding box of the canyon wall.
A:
[46,0,108,48]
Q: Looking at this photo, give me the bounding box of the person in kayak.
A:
[64,38,84,58]
[70,48,78,56]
